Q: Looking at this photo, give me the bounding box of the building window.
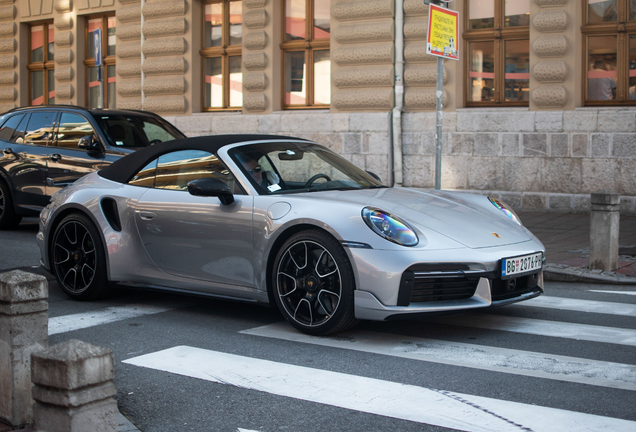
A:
[583,0,636,104]
[84,15,116,108]
[281,0,330,108]
[201,0,243,110]
[28,23,55,105]
[464,0,530,106]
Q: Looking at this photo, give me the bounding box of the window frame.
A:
[463,0,530,107]
[280,0,331,109]
[582,0,636,105]
[200,0,243,111]
[27,21,55,106]
[84,13,116,108]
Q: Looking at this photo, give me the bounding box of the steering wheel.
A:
[304,173,331,188]
[148,139,162,145]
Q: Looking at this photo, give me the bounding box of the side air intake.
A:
[100,197,121,232]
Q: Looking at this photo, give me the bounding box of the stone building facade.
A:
[3,0,636,212]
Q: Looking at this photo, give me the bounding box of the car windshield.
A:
[94,114,184,148]
[229,141,384,194]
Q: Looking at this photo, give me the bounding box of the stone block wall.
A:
[0,1,17,113]
[171,107,636,214]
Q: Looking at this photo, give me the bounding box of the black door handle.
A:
[50,153,62,162]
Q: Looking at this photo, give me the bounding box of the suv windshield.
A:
[94,114,184,148]
[229,142,384,195]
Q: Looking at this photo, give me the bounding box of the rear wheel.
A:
[51,213,109,300]
[0,180,22,229]
[272,230,359,335]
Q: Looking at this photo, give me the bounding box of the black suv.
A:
[0,105,186,229]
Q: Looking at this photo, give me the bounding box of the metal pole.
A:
[434,56,443,190]
[99,65,104,109]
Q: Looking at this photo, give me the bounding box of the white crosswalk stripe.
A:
[520,295,636,316]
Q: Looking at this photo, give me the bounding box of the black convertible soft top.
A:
[98,134,308,184]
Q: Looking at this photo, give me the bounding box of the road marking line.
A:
[589,290,636,296]
[241,323,636,391]
[48,300,193,335]
[123,346,636,432]
[426,313,636,346]
[521,296,636,317]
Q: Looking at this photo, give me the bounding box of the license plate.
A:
[501,252,543,279]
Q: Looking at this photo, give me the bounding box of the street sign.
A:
[426,3,459,61]
[94,28,102,67]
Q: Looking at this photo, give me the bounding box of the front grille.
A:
[490,272,540,301]
[411,275,479,303]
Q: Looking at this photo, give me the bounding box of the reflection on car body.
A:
[37,134,545,336]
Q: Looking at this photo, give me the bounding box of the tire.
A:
[272,230,359,335]
[51,213,109,300]
[0,180,22,230]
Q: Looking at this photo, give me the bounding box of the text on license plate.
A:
[501,252,543,279]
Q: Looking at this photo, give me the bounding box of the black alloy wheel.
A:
[52,213,108,300]
[273,230,358,335]
[0,180,22,229]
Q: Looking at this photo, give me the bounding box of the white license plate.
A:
[501,252,543,279]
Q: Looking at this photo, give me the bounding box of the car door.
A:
[46,112,118,196]
[133,149,255,289]
[0,111,55,211]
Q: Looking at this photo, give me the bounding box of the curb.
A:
[544,265,636,285]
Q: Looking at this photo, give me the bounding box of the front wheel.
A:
[51,213,109,300]
[272,230,359,335]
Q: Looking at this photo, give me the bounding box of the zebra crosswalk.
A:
[51,292,636,432]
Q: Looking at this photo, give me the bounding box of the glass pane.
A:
[25,112,56,145]
[205,57,223,108]
[631,0,636,21]
[0,115,24,141]
[205,3,223,48]
[468,41,495,102]
[313,50,330,105]
[88,66,101,108]
[48,70,55,105]
[286,0,306,41]
[87,18,102,59]
[107,64,116,108]
[31,71,44,106]
[469,0,495,29]
[229,1,243,46]
[57,113,94,149]
[31,25,44,63]
[587,35,617,100]
[314,0,330,39]
[48,26,54,61]
[285,51,306,105]
[155,150,232,191]
[504,40,529,101]
[629,36,636,99]
[587,0,617,23]
[505,0,530,27]
[107,17,116,56]
[229,56,243,107]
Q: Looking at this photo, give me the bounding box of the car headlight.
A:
[361,207,418,246]
[489,197,522,226]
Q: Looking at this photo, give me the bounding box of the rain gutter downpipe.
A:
[141,0,146,109]
[392,0,404,187]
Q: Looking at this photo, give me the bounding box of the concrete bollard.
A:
[589,190,620,271]
[31,339,118,432]
[0,270,48,428]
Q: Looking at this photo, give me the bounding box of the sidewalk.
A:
[519,211,636,285]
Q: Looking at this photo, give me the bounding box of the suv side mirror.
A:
[187,178,235,205]
[78,135,101,151]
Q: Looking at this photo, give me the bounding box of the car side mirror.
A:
[78,135,101,151]
[187,178,235,205]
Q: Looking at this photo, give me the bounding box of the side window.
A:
[0,114,24,141]
[154,150,238,192]
[56,113,95,149]
[129,159,158,188]
[10,114,30,143]
[24,112,57,145]
[143,122,178,144]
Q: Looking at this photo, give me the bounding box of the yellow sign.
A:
[426,4,459,61]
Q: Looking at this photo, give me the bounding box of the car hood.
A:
[302,187,533,248]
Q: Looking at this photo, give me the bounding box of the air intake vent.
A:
[100,197,121,232]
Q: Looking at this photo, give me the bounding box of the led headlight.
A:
[489,197,522,226]
[362,207,418,246]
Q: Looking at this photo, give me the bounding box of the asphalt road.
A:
[2,220,636,432]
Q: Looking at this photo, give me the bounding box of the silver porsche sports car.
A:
[37,135,545,335]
